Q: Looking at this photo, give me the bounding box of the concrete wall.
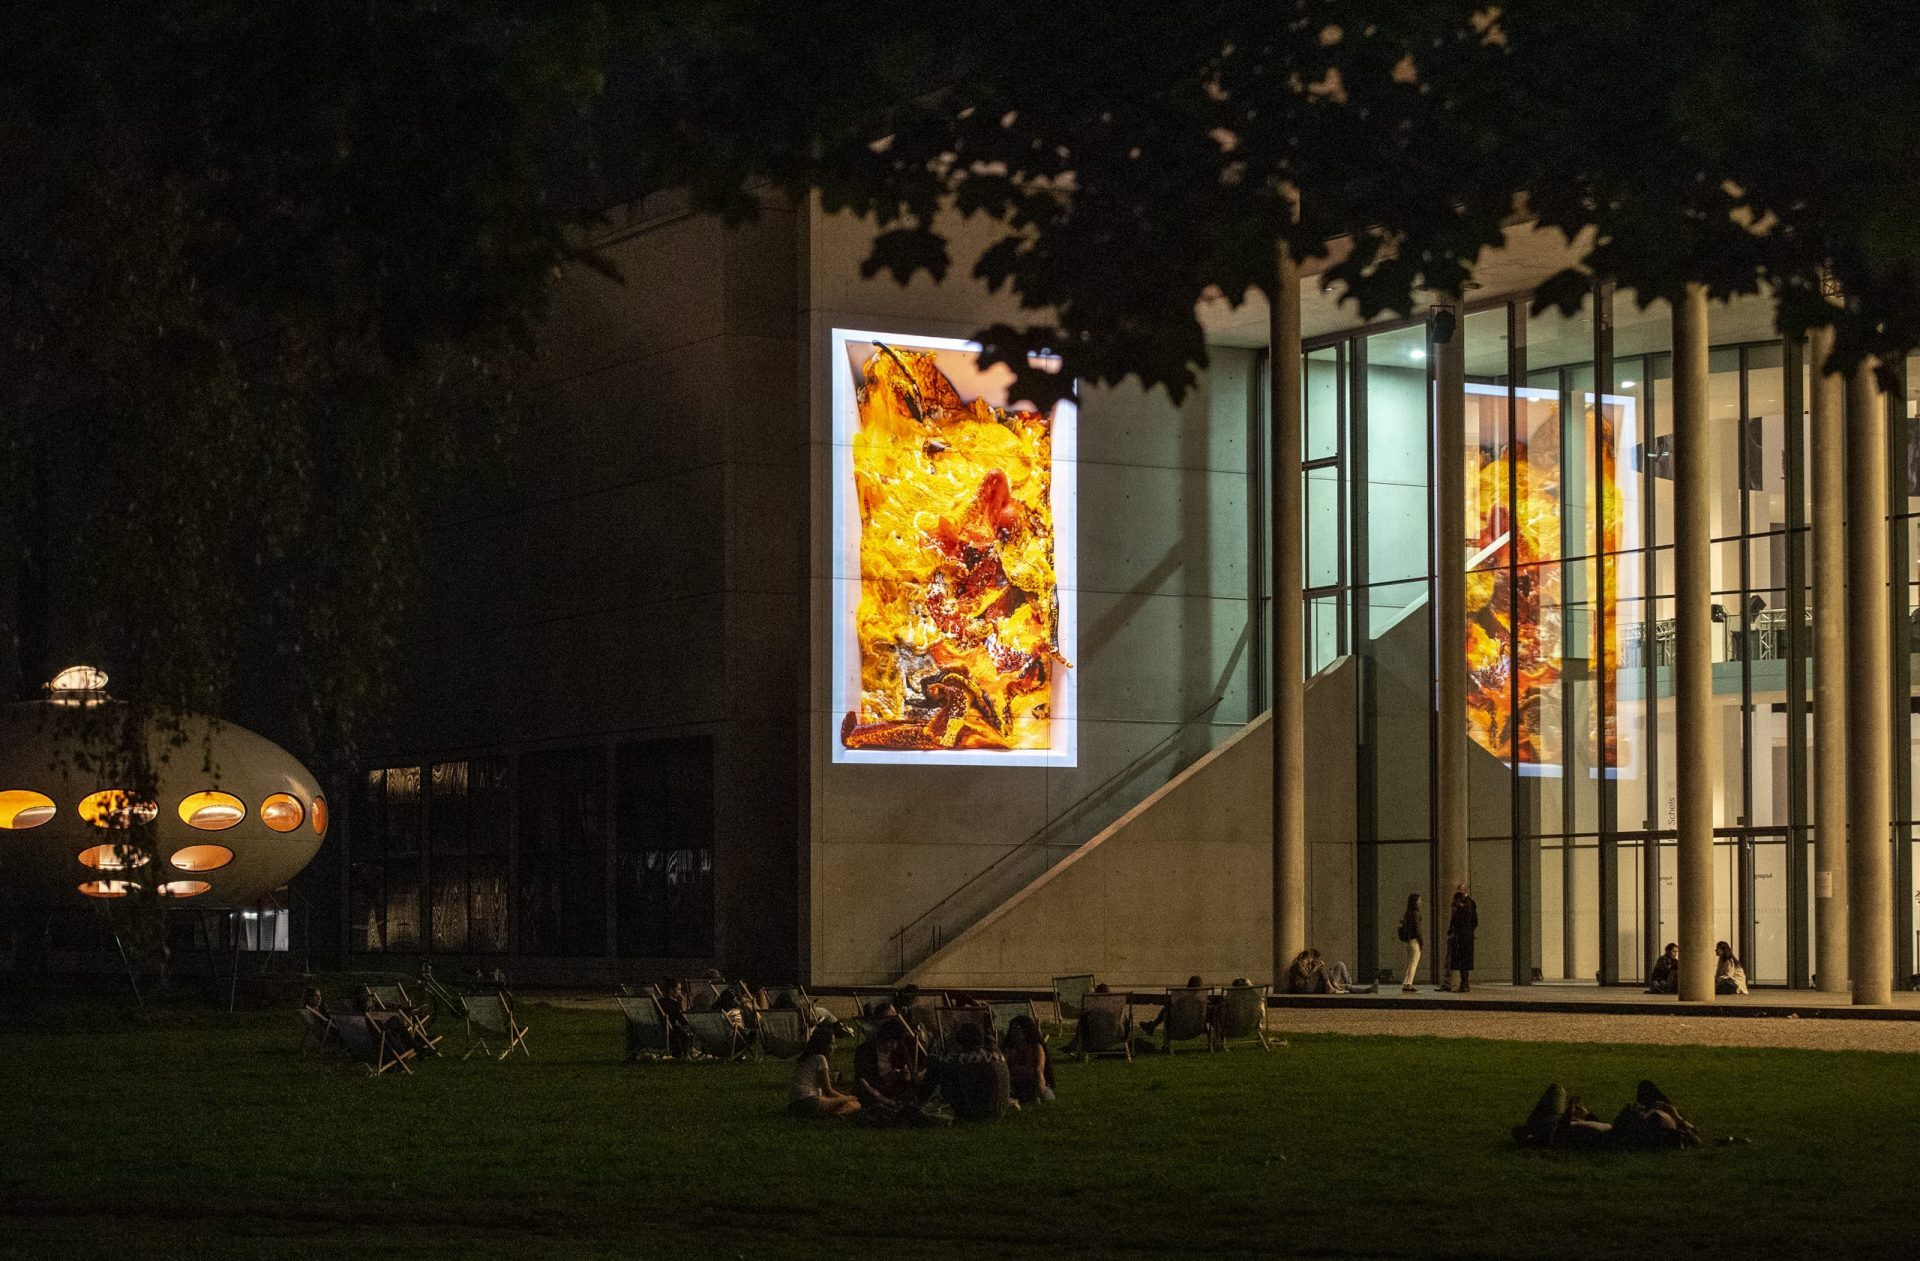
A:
[804,201,1260,984]
[905,659,1357,990]
[369,193,807,980]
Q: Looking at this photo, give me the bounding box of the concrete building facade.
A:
[323,197,1920,1002]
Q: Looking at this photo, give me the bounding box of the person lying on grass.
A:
[1513,1080,1702,1150]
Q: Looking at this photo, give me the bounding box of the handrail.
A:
[888,694,1228,975]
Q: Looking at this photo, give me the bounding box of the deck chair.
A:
[1053,974,1095,1025]
[681,980,722,1012]
[418,971,469,1026]
[1159,986,1217,1054]
[1214,983,1273,1051]
[365,983,442,1054]
[1075,992,1135,1062]
[685,1009,749,1061]
[763,986,824,1025]
[298,1005,338,1054]
[331,1014,414,1076]
[617,994,674,1061]
[986,998,1038,1042]
[757,1007,810,1059]
[461,992,530,1061]
[902,1000,944,1050]
[934,1006,995,1055]
[618,981,662,1000]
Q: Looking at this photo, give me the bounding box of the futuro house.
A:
[0,667,327,909]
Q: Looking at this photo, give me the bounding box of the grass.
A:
[2,993,1917,1260]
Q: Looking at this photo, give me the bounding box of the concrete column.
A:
[1433,298,1469,936]
[1846,360,1893,1005]
[1270,242,1307,982]
[1808,326,1849,992]
[1672,285,1716,1003]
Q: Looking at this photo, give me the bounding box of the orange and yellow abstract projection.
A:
[1463,384,1630,773]
[837,339,1071,760]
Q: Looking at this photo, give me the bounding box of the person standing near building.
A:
[1398,893,1423,993]
[1443,884,1479,993]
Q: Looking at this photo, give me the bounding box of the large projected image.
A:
[1462,383,1637,777]
[830,329,1076,766]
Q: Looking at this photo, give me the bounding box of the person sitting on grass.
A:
[1003,1014,1055,1104]
[853,1015,927,1117]
[1647,943,1680,994]
[789,1025,859,1119]
[1714,941,1750,995]
[943,1021,1013,1121]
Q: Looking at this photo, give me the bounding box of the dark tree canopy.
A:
[630,2,1920,405]
[0,2,615,763]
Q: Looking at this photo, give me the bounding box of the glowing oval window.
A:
[0,790,56,829]
[260,793,304,833]
[310,796,328,836]
[158,880,211,898]
[79,790,159,829]
[78,844,149,871]
[78,880,138,898]
[170,844,233,872]
[179,791,245,831]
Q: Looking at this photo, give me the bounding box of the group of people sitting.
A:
[303,986,438,1057]
[790,996,1053,1125]
[650,970,780,1056]
[1645,941,1750,995]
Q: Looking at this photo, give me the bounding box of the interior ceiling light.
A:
[179,791,245,831]
[0,790,56,829]
[46,665,109,707]
[79,790,158,829]
[260,794,304,833]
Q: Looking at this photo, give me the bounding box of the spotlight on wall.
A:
[1621,379,1637,388]
[1409,348,1427,362]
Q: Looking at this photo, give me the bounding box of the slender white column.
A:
[1270,242,1307,982]
[1808,326,1849,992]
[1433,298,1469,952]
[1672,285,1716,1003]
[1845,360,1892,1005]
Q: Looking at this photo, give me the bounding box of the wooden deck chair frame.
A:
[685,1009,749,1062]
[1160,986,1217,1054]
[419,973,469,1026]
[366,983,442,1054]
[331,1014,414,1076]
[1052,974,1095,1026]
[1075,992,1135,1063]
[1213,983,1273,1052]
[617,993,675,1061]
[461,992,531,1061]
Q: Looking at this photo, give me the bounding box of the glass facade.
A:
[1298,286,1915,987]
[354,738,716,961]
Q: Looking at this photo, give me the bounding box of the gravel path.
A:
[1266,1006,1920,1053]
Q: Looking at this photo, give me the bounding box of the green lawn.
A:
[2,996,1915,1260]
